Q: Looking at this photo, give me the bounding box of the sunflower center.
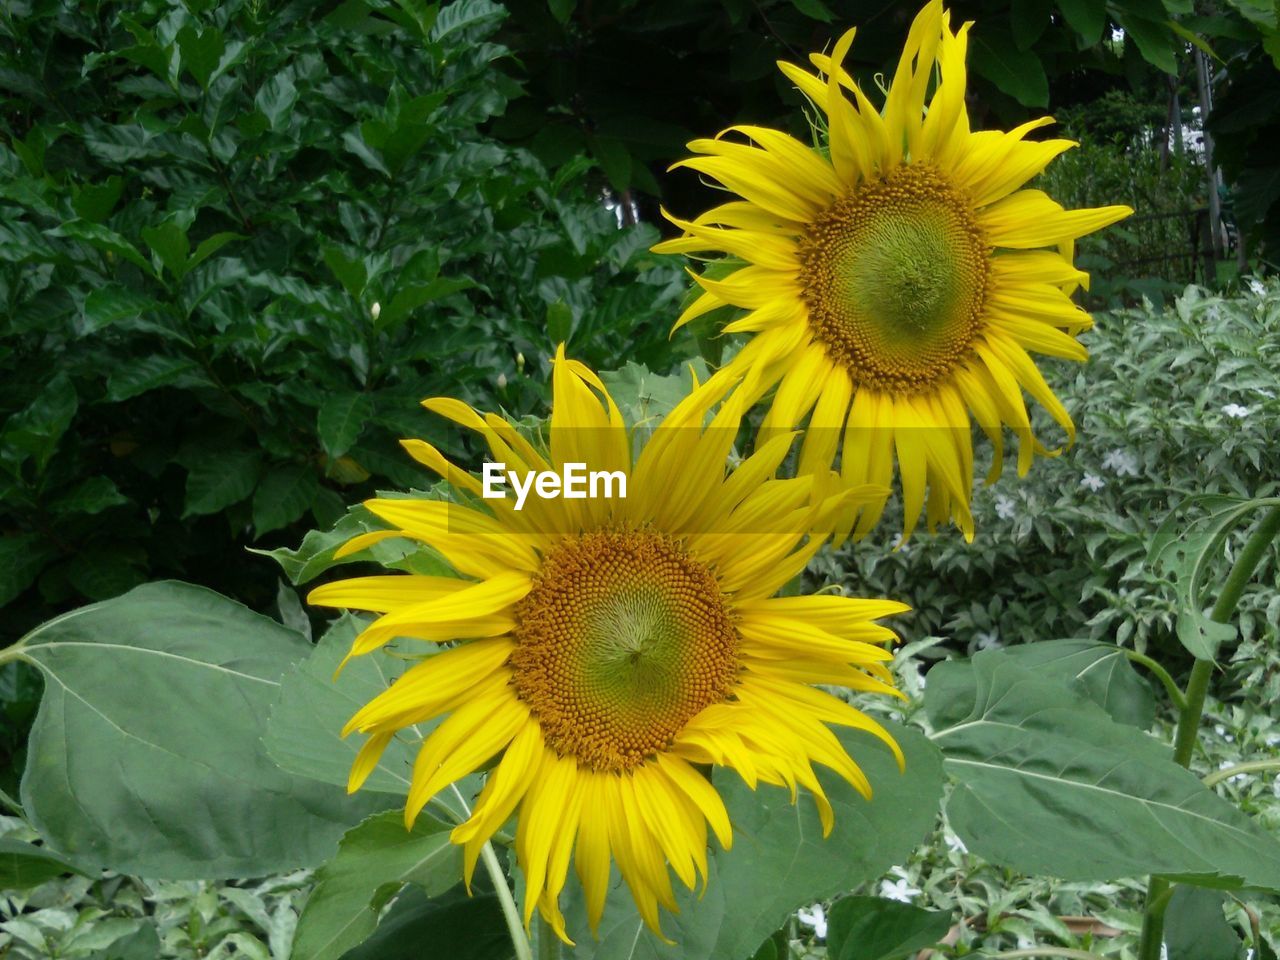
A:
[797,164,990,391]
[510,530,739,772]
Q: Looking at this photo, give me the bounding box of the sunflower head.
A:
[654,0,1133,543]
[308,349,907,942]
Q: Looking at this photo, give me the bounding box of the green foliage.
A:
[290,811,461,960]
[11,581,385,878]
[823,896,952,960]
[927,648,1280,889]
[0,0,688,640]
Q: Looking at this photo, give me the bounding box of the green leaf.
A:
[255,70,298,131]
[429,0,507,40]
[0,838,90,890]
[0,535,57,607]
[825,896,953,960]
[2,372,77,472]
[1149,495,1280,659]
[1114,12,1178,74]
[560,722,944,958]
[264,614,473,817]
[85,923,161,960]
[970,28,1049,107]
[318,393,374,459]
[928,651,1280,890]
[323,246,368,300]
[17,582,386,877]
[378,277,474,331]
[1164,886,1241,960]
[67,549,147,601]
[71,177,124,223]
[176,24,226,89]
[105,355,203,402]
[994,639,1154,728]
[188,231,243,271]
[81,285,161,334]
[548,0,578,25]
[1057,0,1106,44]
[51,221,152,274]
[183,448,262,517]
[50,478,128,517]
[1011,0,1052,49]
[339,884,511,960]
[546,301,574,345]
[253,464,321,536]
[790,0,835,22]
[141,220,191,280]
[291,811,461,960]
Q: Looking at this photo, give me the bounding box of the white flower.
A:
[994,493,1016,520]
[975,630,1001,651]
[796,904,827,939]
[879,867,920,903]
[496,372,508,390]
[1102,448,1140,477]
[1264,732,1280,747]
[1080,472,1106,492]
[1221,403,1251,419]
[891,534,910,554]
[370,301,381,321]
[943,830,968,854]
[1248,278,1266,296]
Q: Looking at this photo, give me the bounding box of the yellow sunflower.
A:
[307,349,907,943]
[653,0,1132,541]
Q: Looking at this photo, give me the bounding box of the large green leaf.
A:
[928,651,1280,889]
[0,838,89,890]
[340,884,512,960]
[291,811,461,960]
[969,27,1049,107]
[1163,886,1241,960]
[1149,495,1280,660]
[264,614,475,820]
[825,896,953,960]
[560,722,945,959]
[15,582,385,878]
[995,639,1154,728]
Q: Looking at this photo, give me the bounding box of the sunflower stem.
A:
[1202,757,1280,788]
[448,784,532,960]
[1123,649,1185,710]
[1135,503,1280,960]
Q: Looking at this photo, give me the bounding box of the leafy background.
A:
[2,0,1280,958]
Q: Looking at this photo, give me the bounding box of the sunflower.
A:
[308,349,906,943]
[653,0,1132,541]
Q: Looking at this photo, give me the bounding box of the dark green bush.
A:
[0,0,689,639]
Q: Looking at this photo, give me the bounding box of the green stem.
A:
[1136,502,1280,960]
[1125,649,1186,710]
[449,785,532,960]
[1202,757,1280,788]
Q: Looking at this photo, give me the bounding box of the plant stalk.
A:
[1136,503,1280,960]
[449,784,533,960]
[1202,757,1280,788]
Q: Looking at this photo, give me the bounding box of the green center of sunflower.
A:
[509,530,739,772]
[797,164,990,392]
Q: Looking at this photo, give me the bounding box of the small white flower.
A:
[891,534,910,554]
[994,493,1016,520]
[1221,403,1251,419]
[1264,732,1280,747]
[879,867,920,903]
[1080,472,1106,492]
[796,904,827,939]
[1257,388,1276,400]
[496,372,508,390]
[943,831,967,854]
[370,301,381,321]
[975,630,1001,651]
[1102,448,1140,477]
[1248,278,1266,296]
